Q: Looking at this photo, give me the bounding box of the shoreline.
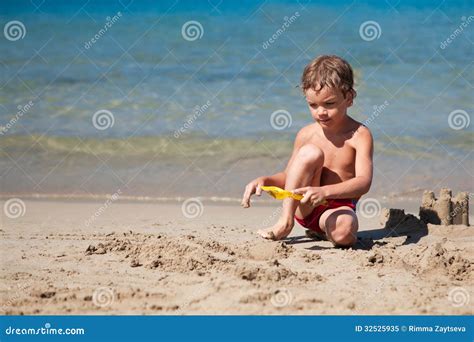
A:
[0,187,453,203]
[2,191,471,224]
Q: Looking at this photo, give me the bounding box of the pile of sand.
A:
[400,242,472,281]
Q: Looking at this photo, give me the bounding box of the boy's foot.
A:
[257,221,294,240]
[305,229,328,241]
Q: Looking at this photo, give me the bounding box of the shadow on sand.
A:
[284,223,429,251]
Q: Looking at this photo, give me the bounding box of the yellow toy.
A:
[260,186,328,205]
[260,186,303,200]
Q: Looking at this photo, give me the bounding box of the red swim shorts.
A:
[294,199,358,235]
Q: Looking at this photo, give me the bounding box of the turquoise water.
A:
[0,0,472,198]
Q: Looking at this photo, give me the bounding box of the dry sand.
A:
[0,199,473,315]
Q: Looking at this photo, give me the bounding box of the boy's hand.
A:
[241,177,266,208]
[292,186,327,206]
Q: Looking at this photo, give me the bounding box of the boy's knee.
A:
[331,215,357,247]
[296,144,324,166]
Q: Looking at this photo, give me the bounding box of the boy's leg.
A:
[258,144,324,240]
[318,206,358,247]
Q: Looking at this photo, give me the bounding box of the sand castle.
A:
[420,188,470,226]
[381,188,470,231]
[380,208,426,233]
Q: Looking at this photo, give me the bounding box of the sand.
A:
[0,199,473,315]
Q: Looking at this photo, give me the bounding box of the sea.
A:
[1,0,472,202]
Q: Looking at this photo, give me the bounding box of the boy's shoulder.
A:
[350,119,372,138]
[348,118,373,151]
[296,123,316,137]
[294,123,317,144]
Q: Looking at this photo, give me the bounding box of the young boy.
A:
[241,55,373,247]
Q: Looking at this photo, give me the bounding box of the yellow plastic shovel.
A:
[260,185,328,205]
[260,186,303,200]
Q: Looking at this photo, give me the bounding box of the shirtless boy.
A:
[241,55,373,247]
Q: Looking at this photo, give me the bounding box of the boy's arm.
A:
[262,172,286,189]
[241,127,308,207]
[321,126,373,199]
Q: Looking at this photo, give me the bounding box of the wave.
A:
[1,133,471,161]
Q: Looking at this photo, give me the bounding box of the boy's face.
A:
[305,87,353,127]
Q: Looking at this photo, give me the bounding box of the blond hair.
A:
[301,55,356,98]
